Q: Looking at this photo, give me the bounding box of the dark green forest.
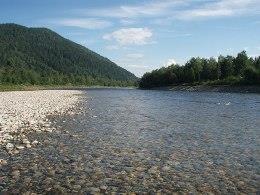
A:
[139,51,260,88]
[0,23,137,86]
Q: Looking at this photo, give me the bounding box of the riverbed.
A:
[0,89,259,193]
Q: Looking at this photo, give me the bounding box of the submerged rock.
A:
[32,140,39,146]
[11,170,20,179]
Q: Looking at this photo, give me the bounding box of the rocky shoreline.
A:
[0,90,82,160]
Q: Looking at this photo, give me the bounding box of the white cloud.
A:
[103,28,153,45]
[76,0,260,22]
[51,18,112,29]
[127,64,149,68]
[126,53,144,59]
[105,45,119,50]
[120,19,136,25]
[114,54,155,76]
[165,59,177,67]
[119,63,151,77]
[180,9,233,19]
[81,0,186,19]
[178,0,260,20]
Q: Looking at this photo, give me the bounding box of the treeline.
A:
[0,68,136,86]
[0,23,137,86]
[139,51,260,88]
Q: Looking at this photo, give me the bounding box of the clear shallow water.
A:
[61,89,260,193]
[2,89,260,193]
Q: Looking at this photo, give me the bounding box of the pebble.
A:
[90,187,100,193]
[0,159,7,166]
[22,139,30,145]
[0,90,82,147]
[73,185,82,190]
[148,166,158,174]
[16,145,25,150]
[5,143,14,150]
[0,90,258,194]
[32,140,39,145]
[26,144,31,148]
[11,170,20,179]
[100,185,108,191]
[162,166,171,172]
[12,150,20,155]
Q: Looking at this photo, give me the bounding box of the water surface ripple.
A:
[2,89,260,193]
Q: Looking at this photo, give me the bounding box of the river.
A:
[1,88,260,193]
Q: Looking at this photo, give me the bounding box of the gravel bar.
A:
[0,90,82,154]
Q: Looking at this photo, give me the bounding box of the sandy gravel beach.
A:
[0,90,82,154]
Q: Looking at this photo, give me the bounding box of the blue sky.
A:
[1,0,260,76]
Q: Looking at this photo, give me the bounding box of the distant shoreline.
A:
[148,84,260,94]
[1,84,260,94]
[0,85,137,92]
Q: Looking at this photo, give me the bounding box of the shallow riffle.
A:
[0,89,259,194]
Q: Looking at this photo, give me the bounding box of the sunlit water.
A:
[2,89,259,193]
[58,89,260,193]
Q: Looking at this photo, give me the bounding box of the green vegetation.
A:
[139,51,260,88]
[0,84,136,92]
[0,23,137,87]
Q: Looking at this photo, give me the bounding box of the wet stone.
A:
[0,89,259,194]
[100,185,108,192]
[90,187,100,193]
[11,170,20,179]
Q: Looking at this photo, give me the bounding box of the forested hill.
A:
[0,23,137,86]
[139,51,260,88]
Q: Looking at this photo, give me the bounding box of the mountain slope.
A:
[0,23,137,86]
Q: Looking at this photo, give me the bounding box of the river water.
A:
[2,89,260,193]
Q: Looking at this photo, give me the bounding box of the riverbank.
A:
[0,90,82,152]
[150,84,260,93]
[0,85,137,92]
